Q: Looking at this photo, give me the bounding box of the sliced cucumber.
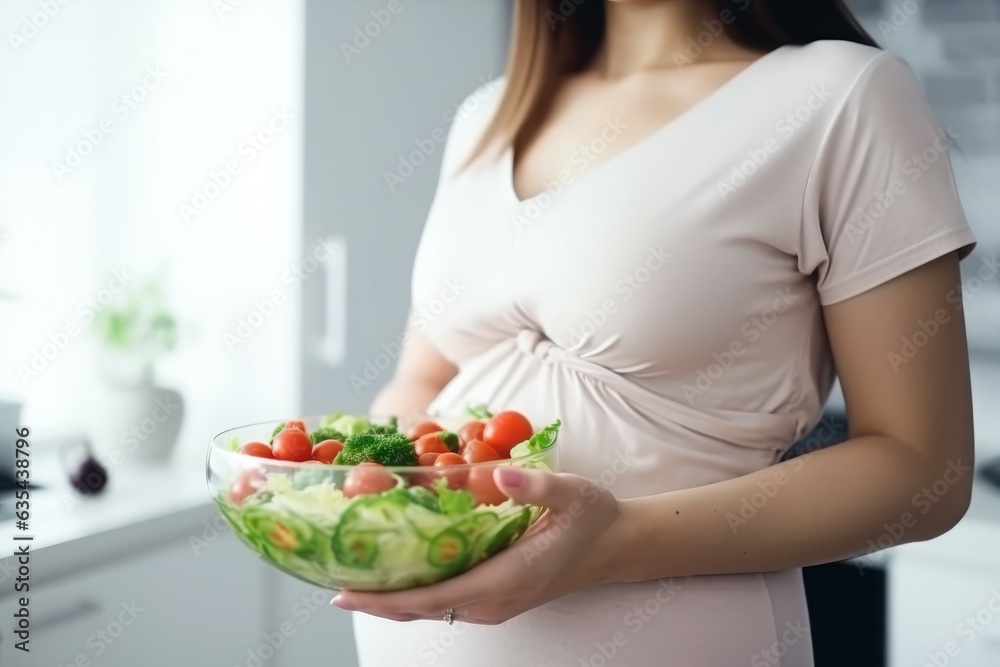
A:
[333,529,379,569]
[406,486,441,513]
[331,494,407,568]
[217,502,260,551]
[482,507,531,557]
[427,529,470,570]
[242,506,320,558]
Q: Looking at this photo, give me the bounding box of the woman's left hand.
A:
[332,467,621,625]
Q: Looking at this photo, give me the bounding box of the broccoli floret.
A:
[309,427,346,445]
[368,416,399,435]
[339,431,417,466]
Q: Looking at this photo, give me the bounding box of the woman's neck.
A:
[594,0,752,78]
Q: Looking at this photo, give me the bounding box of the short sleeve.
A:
[799,52,977,306]
[435,78,505,183]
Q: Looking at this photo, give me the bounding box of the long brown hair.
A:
[472,0,878,161]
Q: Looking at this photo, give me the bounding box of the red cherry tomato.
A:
[227,468,265,505]
[434,452,469,489]
[468,465,509,506]
[238,442,274,459]
[418,452,441,466]
[271,428,313,462]
[303,460,324,465]
[343,462,397,498]
[407,420,443,441]
[483,411,533,458]
[414,432,454,456]
[284,419,307,432]
[311,439,344,464]
[459,420,485,446]
[463,439,501,463]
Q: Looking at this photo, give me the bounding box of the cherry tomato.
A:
[418,452,441,466]
[459,420,486,446]
[227,468,265,505]
[311,439,344,464]
[435,452,466,465]
[238,441,274,459]
[414,432,456,456]
[434,452,469,489]
[468,465,508,506]
[284,419,307,432]
[271,428,313,462]
[463,439,501,463]
[407,420,443,441]
[343,462,397,498]
[303,460,324,465]
[483,411,533,458]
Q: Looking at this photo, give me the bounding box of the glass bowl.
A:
[206,415,558,591]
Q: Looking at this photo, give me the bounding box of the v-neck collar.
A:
[505,45,793,205]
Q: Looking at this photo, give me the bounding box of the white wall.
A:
[0,0,305,458]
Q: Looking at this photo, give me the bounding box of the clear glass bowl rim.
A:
[207,414,558,473]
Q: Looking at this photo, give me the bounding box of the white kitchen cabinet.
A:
[266,572,359,667]
[0,532,270,667]
[890,523,1000,667]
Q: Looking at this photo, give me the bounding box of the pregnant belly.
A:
[353,331,815,667]
[354,569,813,667]
[429,330,792,499]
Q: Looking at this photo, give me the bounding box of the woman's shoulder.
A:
[449,77,506,141]
[771,40,926,127]
[782,40,910,92]
[435,77,506,173]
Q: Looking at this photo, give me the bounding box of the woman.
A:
[338,1,977,665]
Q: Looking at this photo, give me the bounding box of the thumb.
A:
[493,467,594,511]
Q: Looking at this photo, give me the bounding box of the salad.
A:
[209,408,559,591]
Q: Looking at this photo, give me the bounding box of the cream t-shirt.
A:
[355,40,977,667]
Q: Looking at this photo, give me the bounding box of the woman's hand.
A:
[331,467,621,625]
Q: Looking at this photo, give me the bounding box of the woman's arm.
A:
[598,251,975,582]
[333,253,975,624]
[369,319,458,417]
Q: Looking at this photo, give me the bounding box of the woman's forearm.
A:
[596,434,973,583]
[369,378,442,417]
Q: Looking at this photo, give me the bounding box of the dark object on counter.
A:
[71,457,108,495]
[804,562,886,667]
[978,456,1000,490]
[62,440,109,495]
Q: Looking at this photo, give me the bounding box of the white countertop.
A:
[3,452,210,549]
[0,452,217,586]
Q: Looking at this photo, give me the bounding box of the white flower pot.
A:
[88,381,184,466]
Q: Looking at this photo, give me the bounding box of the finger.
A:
[335,605,423,623]
[493,468,597,511]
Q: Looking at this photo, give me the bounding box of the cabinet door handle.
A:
[317,235,347,366]
[33,598,103,633]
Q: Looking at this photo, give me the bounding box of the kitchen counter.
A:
[0,452,217,585]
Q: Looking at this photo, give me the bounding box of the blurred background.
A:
[0,1,998,665]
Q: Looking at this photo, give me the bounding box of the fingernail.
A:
[496,467,524,488]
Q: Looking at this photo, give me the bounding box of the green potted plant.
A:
[89,279,184,462]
